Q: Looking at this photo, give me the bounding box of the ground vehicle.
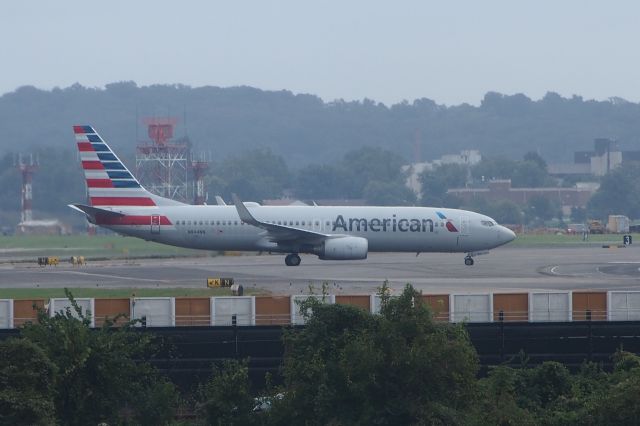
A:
[588,220,605,234]
[566,223,587,235]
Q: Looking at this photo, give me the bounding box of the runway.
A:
[1,244,639,295]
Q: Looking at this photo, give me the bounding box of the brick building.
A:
[447,180,597,215]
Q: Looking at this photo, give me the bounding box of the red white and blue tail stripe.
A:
[74,125,182,207]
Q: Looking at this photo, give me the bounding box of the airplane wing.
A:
[232,194,331,244]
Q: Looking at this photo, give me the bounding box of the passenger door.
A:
[151,214,161,234]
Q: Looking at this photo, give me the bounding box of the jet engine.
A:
[316,236,368,260]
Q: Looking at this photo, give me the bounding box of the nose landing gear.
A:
[463,251,488,266]
[285,253,301,266]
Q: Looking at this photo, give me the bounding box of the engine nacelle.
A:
[316,236,368,260]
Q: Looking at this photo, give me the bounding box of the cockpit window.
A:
[481,220,495,227]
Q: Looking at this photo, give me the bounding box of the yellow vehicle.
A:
[38,256,59,266]
[588,220,605,234]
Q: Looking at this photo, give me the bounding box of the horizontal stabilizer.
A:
[68,204,125,222]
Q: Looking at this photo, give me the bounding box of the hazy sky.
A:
[1,1,639,105]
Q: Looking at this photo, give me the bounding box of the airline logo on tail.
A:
[74,125,156,207]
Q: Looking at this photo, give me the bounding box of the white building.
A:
[402,150,481,197]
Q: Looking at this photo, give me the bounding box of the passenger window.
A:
[235,221,238,225]
[301,221,305,226]
[187,221,192,226]
[315,221,320,226]
[295,221,299,226]
[216,221,220,225]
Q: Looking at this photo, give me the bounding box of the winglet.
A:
[232,194,261,227]
[215,195,227,206]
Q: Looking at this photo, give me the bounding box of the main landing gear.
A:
[464,255,474,266]
[285,253,301,266]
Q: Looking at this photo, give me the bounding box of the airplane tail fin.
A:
[73,125,184,208]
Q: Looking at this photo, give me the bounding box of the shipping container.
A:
[212,296,255,326]
[421,295,450,321]
[0,300,13,329]
[175,297,211,326]
[608,215,630,233]
[451,294,492,323]
[493,293,528,322]
[255,296,291,325]
[336,295,371,311]
[94,298,131,327]
[12,299,45,327]
[131,297,175,327]
[50,298,95,327]
[572,292,606,320]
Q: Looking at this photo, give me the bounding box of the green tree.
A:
[471,366,536,426]
[292,164,347,199]
[273,284,479,425]
[340,146,408,198]
[526,195,559,224]
[420,163,468,206]
[462,198,523,225]
[523,151,548,170]
[363,179,416,206]
[0,338,56,425]
[570,206,587,223]
[588,163,640,220]
[196,359,256,426]
[207,148,291,201]
[472,157,518,182]
[587,351,640,425]
[20,289,177,425]
[511,160,550,187]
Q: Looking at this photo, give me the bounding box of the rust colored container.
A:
[13,299,45,327]
[335,295,371,311]
[94,298,131,327]
[175,298,211,326]
[572,292,607,321]
[493,293,528,322]
[421,295,450,321]
[255,296,291,325]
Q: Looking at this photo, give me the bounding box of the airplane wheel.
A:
[464,257,474,266]
[285,254,301,266]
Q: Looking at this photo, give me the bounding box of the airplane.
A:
[69,126,516,266]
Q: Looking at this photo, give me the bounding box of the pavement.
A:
[1,244,639,295]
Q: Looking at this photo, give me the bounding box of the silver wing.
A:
[232,194,332,245]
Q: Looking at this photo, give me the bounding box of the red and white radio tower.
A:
[17,154,38,223]
[191,159,208,205]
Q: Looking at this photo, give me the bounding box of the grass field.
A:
[0,235,207,260]
[509,233,636,247]
[0,287,264,299]
[1,232,635,255]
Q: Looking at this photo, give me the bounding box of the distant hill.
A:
[2,82,640,226]
[1,82,639,165]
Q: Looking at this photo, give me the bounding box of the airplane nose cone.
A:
[498,226,516,245]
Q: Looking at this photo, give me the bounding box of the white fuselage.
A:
[100,204,515,254]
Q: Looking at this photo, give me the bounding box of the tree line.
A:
[2,81,640,225]
[421,153,640,223]
[2,287,640,425]
[1,141,638,230]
